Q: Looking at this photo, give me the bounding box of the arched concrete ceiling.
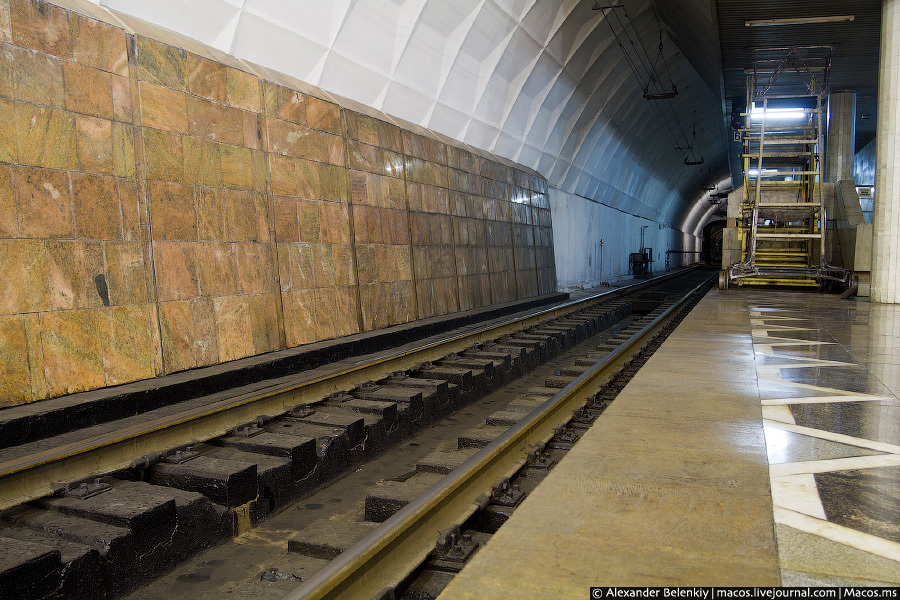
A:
[81,0,729,230]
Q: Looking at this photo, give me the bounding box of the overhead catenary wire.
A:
[598,5,688,153]
[599,2,693,153]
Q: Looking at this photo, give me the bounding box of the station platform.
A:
[439,289,900,597]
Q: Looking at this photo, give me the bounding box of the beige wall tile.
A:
[305,96,342,135]
[0,163,17,237]
[111,121,135,178]
[39,307,104,397]
[158,299,193,372]
[104,240,149,306]
[0,314,33,404]
[47,239,103,310]
[219,143,253,190]
[224,188,257,242]
[99,303,158,385]
[117,178,140,240]
[71,172,120,239]
[15,165,73,239]
[148,180,196,240]
[64,61,113,119]
[189,296,218,366]
[143,127,184,182]
[273,195,298,243]
[186,95,243,145]
[140,82,187,134]
[281,288,314,346]
[152,240,198,301]
[10,0,71,59]
[111,74,132,122]
[248,292,279,354]
[1,45,64,107]
[0,0,11,44]
[75,114,114,175]
[182,136,222,187]
[187,54,226,103]
[226,67,260,113]
[196,186,225,241]
[235,242,274,294]
[15,103,76,170]
[0,97,16,163]
[213,295,252,362]
[0,238,48,313]
[135,35,187,92]
[196,241,236,297]
[68,11,128,75]
[264,83,305,125]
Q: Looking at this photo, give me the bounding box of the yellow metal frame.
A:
[732,75,824,287]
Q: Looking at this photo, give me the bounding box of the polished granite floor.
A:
[745,291,900,585]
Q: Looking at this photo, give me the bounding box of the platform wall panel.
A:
[0,0,555,406]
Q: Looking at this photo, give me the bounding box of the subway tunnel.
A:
[0,0,898,596]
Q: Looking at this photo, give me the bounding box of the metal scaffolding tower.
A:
[721,48,851,290]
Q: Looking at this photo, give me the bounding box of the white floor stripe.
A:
[771,474,827,519]
[763,420,900,455]
[755,376,875,397]
[762,396,897,406]
[774,507,900,563]
[756,359,860,369]
[752,339,837,347]
[762,405,796,424]
[769,454,900,477]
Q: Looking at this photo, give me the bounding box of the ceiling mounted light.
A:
[745,15,854,27]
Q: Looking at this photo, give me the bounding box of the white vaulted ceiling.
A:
[80,0,729,229]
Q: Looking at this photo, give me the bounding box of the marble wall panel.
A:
[64,61,113,119]
[187,54,226,104]
[68,11,128,75]
[0,238,49,313]
[140,82,187,133]
[305,96,341,135]
[264,82,306,126]
[10,0,70,59]
[99,304,158,386]
[0,98,14,162]
[0,314,33,402]
[104,241,149,305]
[143,127,184,182]
[75,114,114,175]
[39,307,104,396]
[458,273,491,312]
[15,103,76,170]
[226,68,260,113]
[148,180,196,240]
[15,165,73,238]
[0,44,64,107]
[46,239,104,310]
[135,34,187,92]
[0,163,15,235]
[345,111,379,146]
[0,1,553,404]
[186,95,243,145]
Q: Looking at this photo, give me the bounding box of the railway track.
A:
[0,268,715,600]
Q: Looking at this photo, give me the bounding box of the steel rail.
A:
[280,273,716,600]
[0,270,693,511]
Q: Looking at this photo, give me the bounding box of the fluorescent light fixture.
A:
[746,15,854,27]
[750,103,807,121]
[747,169,779,176]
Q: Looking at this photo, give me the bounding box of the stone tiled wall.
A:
[0,0,556,406]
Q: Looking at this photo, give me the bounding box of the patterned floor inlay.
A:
[745,293,900,584]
